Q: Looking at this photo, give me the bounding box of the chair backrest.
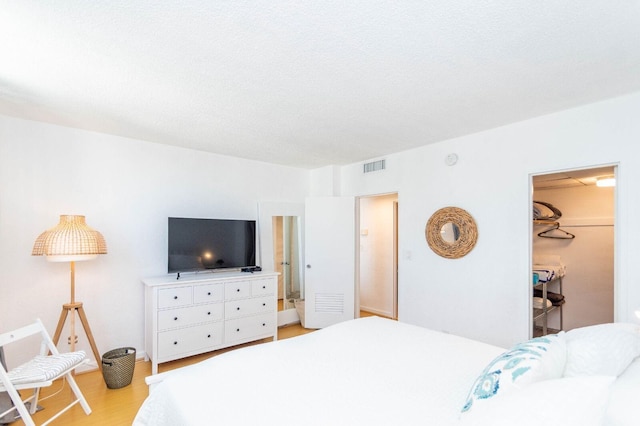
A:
[0,319,59,361]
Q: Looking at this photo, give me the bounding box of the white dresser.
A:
[143,271,278,374]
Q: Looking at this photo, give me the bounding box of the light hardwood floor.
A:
[16,313,381,425]
[13,323,315,426]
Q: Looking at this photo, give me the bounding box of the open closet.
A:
[531,166,615,336]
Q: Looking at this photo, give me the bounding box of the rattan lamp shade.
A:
[32,215,107,262]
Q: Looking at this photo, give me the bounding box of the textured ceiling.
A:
[1,1,640,169]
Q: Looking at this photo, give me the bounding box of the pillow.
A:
[460,376,615,426]
[461,333,566,413]
[563,323,640,377]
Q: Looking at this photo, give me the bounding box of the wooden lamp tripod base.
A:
[50,260,102,371]
[52,302,102,371]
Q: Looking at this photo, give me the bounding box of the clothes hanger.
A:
[533,200,562,220]
[537,222,575,239]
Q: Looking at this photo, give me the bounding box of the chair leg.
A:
[65,373,91,415]
[3,385,35,426]
[29,388,41,414]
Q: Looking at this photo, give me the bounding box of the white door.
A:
[304,196,356,328]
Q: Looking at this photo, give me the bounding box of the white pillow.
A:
[564,323,640,377]
[460,376,615,426]
[461,333,566,413]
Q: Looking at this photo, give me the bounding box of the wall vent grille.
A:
[363,159,386,173]
[314,293,344,313]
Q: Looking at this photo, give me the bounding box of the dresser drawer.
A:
[194,283,224,304]
[158,286,192,308]
[225,296,275,320]
[158,322,224,359]
[225,281,251,300]
[158,303,224,331]
[251,279,275,296]
[224,313,275,343]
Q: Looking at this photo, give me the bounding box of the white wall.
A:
[359,194,397,317]
[0,115,309,367]
[3,90,640,362]
[339,91,640,349]
[533,184,615,331]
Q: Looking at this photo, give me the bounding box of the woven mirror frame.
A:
[425,207,478,259]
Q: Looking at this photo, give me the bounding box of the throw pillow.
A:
[461,333,566,413]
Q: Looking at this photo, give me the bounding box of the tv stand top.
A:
[142,270,277,287]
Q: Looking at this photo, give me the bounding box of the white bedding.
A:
[134,317,640,426]
[605,356,640,425]
[133,316,505,426]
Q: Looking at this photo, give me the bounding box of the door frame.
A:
[528,163,618,336]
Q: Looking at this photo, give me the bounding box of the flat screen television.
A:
[168,217,257,274]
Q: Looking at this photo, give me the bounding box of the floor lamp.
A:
[32,215,107,370]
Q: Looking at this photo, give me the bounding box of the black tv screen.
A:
[168,217,256,273]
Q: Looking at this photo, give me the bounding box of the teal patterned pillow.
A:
[461,333,566,413]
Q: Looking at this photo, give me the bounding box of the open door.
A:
[304,196,356,328]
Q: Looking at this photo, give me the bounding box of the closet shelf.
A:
[532,276,564,336]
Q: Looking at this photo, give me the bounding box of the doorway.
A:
[531,165,616,336]
[358,193,398,319]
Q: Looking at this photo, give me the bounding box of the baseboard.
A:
[277,308,300,327]
[136,351,148,362]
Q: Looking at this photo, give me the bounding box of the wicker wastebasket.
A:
[102,347,136,389]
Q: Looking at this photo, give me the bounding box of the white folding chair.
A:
[0,318,91,426]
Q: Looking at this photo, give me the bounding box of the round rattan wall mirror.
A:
[425,207,478,259]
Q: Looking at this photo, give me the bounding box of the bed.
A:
[133,316,640,426]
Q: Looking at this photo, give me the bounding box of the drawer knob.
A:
[207,311,211,315]
[207,292,211,296]
[236,288,240,292]
[174,317,178,321]
[207,334,211,338]
[236,307,240,311]
[236,328,240,332]
[262,323,266,327]
[262,285,266,289]
[262,303,266,306]
[173,341,178,345]
[173,296,178,300]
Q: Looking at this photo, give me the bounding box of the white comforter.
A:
[133,316,504,426]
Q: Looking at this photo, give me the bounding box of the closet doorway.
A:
[358,193,398,320]
[531,165,616,336]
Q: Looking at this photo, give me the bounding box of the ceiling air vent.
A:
[363,159,386,174]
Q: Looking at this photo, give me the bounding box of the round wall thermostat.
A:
[445,153,458,166]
